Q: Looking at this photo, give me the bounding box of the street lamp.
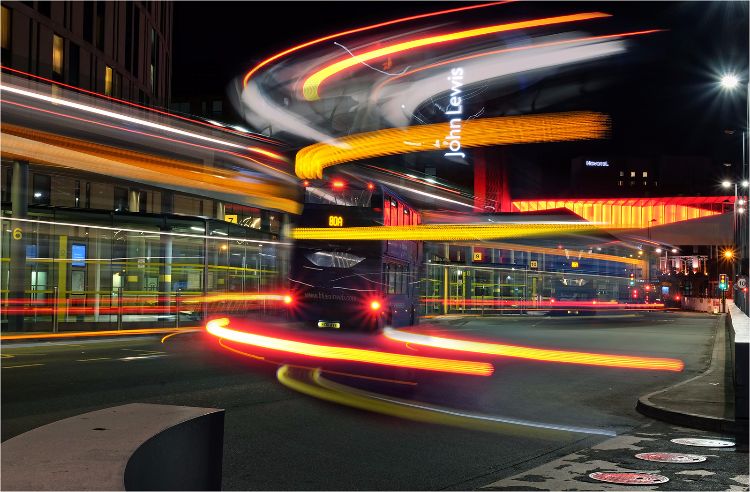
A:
[720,73,740,90]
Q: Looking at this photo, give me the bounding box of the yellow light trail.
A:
[277,365,616,437]
[291,222,603,241]
[302,12,610,100]
[384,328,684,371]
[295,112,610,179]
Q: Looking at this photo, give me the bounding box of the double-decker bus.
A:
[287,179,422,332]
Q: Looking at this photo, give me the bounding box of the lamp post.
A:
[719,72,750,313]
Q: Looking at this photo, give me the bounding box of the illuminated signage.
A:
[440,67,465,160]
[529,260,538,269]
[571,261,579,268]
[585,160,609,167]
[71,244,86,267]
[328,215,344,227]
[473,252,483,261]
[224,214,238,224]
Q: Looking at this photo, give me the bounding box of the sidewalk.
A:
[636,313,742,436]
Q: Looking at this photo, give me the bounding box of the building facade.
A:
[2,0,172,106]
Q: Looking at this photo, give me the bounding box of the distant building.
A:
[1,1,172,106]
[570,155,723,197]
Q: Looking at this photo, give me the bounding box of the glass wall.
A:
[421,243,641,315]
[1,208,289,332]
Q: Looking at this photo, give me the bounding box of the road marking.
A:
[119,354,168,361]
[3,363,44,369]
[76,357,111,362]
[0,354,15,358]
[120,349,166,354]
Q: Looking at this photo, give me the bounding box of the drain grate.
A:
[671,438,734,447]
[635,452,706,463]
[589,472,670,485]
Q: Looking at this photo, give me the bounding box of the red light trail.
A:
[206,318,494,376]
[241,2,512,87]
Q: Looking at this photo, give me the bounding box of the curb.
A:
[636,314,740,434]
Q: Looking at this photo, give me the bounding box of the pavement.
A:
[636,313,745,439]
[2,311,748,490]
[483,420,748,491]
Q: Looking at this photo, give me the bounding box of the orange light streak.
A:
[0,327,198,341]
[205,318,493,376]
[241,2,511,87]
[1,100,289,173]
[217,339,418,386]
[303,12,610,100]
[383,328,684,371]
[296,112,610,179]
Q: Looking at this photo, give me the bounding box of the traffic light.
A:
[719,274,728,291]
[629,273,635,286]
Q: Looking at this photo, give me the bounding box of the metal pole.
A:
[52,286,59,333]
[117,286,123,330]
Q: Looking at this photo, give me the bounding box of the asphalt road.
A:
[0,311,734,490]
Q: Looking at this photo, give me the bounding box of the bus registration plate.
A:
[317,321,341,329]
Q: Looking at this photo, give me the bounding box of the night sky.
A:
[173,2,749,194]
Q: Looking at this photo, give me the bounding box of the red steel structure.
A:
[511,196,735,228]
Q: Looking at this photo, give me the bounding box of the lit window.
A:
[104,65,113,95]
[618,180,623,186]
[654,181,658,186]
[643,181,647,186]
[619,171,624,177]
[629,171,635,177]
[642,171,648,177]
[52,34,64,74]
[1,6,10,50]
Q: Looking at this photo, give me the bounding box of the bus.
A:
[287,179,422,332]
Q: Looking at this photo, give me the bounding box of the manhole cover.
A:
[589,472,670,485]
[671,438,734,447]
[635,452,707,463]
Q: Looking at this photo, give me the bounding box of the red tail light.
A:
[332,180,345,189]
[283,295,293,305]
[370,300,382,311]
[367,182,375,190]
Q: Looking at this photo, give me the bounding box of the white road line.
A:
[3,363,44,369]
[119,354,168,361]
[76,357,111,362]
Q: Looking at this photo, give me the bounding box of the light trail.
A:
[383,328,684,371]
[218,339,418,386]
[302,12,611,100]
[205,318,493,376]
[1,99,289,170]
[295,112,610,179]
[241,2,512,86]
[291,222,602,241]
[0,327,199,341]
[278,365,616,437]
[372,29,663,97]
[4,217,289,246]
[0,84,286,159]
[2,65,280,144]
